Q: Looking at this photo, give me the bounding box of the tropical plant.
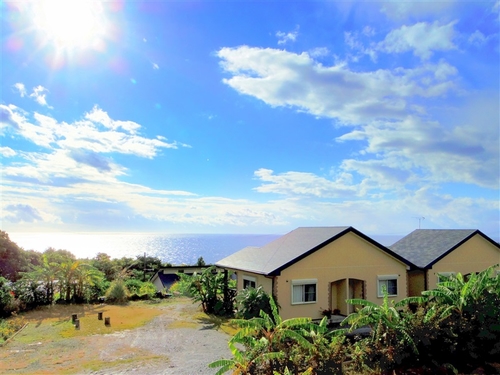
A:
[169,272,193,296]
[235,286,272,320]
[211,297,314,375]
[342,288,418,371]
[416,265,500,371]
[105,279,129,303]
[294,317,346,375]
[92,252,119,281]
[187,266,231,315]
[138,281,157,298]
[196,256,206,266]
[125,278,144,294]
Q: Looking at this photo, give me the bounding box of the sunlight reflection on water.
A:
[9,232,280,265]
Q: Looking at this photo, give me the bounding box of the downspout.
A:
[424,268,428,291]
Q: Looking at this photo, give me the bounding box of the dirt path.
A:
[1,299,232,374]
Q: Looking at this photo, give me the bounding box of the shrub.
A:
[169,273,193,296]
[105,280,129,303]
[125,278,143,294]
[0,277,15,317]
[235,286,272,320]
[138,282,156,298]
[0,316,25,344]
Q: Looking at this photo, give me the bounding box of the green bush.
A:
[0,277,15,317]
[169,273,193,296]
[139,282,156,298]
[235,286,272,320]
[0,316,25,344]
[105,280,129,303]
[125,278,143,294]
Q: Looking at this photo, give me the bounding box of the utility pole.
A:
[143,252,154,281]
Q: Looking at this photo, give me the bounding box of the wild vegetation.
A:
[0,230,168,318]
[2,230,499,374]
[201,265,500,375]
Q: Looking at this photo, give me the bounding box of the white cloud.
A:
[253,168,357,198]
[1,103,200,231]
[3,105,184,158]
[381,1,456,21]
[13,83,27,97]
[0,146,16,157]
[276,26,299,45]
[85,105,141,134]
[217,45,498,196]
[0,104,23,132]
[309,47,330,58]
[377,21,457,60]
[218,46,457,125]
[468,30,487,46]
[337,105,499,189]
[152,62,159,70]
[29,85,52,107]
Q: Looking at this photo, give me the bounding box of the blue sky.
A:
[1,0,499,239]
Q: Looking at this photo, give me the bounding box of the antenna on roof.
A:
[413,216,425,229]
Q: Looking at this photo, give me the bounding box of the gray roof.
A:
[216,226,410,275]
[389,229,478,268]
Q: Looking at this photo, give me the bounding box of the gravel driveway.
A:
[94,307,231,374]
[87,300,232,375]
[3,299,232,375]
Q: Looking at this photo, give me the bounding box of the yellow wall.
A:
[427,234,500,290]
[233,270,273,294]
[274,232,408,320]
[407,270,426,296]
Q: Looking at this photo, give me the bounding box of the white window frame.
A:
[242,275,256,289]
[291,279,317,305]
[437,272,456,284]
[377,275,398,297]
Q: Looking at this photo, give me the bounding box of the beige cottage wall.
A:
[407,270,426,297]
[427,235,500,290]
[275,232,408,320]
[232,270,273,294]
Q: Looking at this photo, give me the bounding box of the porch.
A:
[330,278,365,316]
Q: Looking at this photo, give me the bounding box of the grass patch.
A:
[12,301,166,344]
[168,320,199,329]
[195,312,240,336]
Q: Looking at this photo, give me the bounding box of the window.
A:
[291,279,317,304]
[243,275,256,289]
[437,272,455,283]
[377,275,398,297]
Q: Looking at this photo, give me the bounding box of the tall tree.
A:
[0,231,29,281]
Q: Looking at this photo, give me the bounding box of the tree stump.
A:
[75,319,80,330]
[104,317,110,326]
[72,314,78,323]
[98,312,103,320]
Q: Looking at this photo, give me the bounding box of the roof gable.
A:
[388,229,484,268]
[216,226,411,275]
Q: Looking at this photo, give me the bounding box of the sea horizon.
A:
[8,231,407,265]
[7,232,283,265]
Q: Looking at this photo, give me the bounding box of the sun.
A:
[33,0,106,50]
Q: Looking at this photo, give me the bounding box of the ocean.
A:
[8,232,282,265]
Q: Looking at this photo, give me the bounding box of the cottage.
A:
[150,265,214,292]
[389,229,500,296]
[216,227,412,320]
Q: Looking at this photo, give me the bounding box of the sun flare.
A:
[33,0,106,50]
